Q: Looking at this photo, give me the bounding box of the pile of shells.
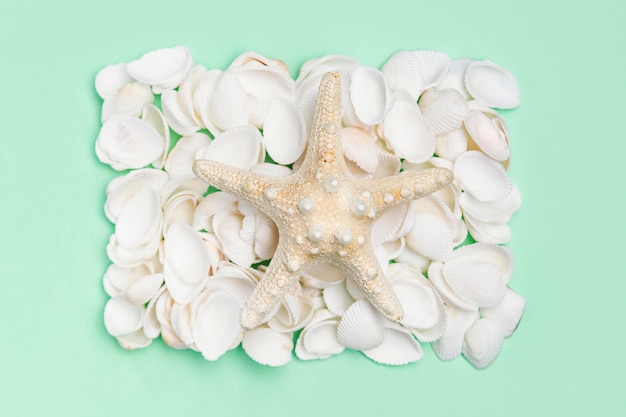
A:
[97,46,524,369]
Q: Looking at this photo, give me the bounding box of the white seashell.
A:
[196,125,264,171]
[154,290,186,349]
[96,116,165,171]
[103,262,154,298]
[382,95,435,163]
[141,104,170,169]
[373,150,401,178]
[393,246,431,274]
[462,317,505,369]
[143,285,165,339]
[451,243,514,283]
[267,291,313,333]
[193,69,223,135]
[101,82,153,123]
[322,280,354,316]
[126,273,164,306]
[106,231,162,269]
[454,151,512,202]
[481,287,525,338]
[192,191,237,232]
[126,46,193,93]
[340,127,379,173]
[427,261,477,311]
[431,305,479,361]
[242,327,293,366]
[405,212,454,262]
[177,65,207,126]
[436,58,475,100]
[115,187,161,249]
[105,168,168,223]
[371,202,412,248]
[170,302,195,348]
[381,51,423,99]
[419,88,469,136]
[161,88,201,136]
[262,98,306,164]
[299,311,345,359]
[464,111,510,161]
[300,263,345,289]
[115,329,153,350]
[363,323,423,366]
[465,214,512,244]
[213,209,256,268]
[164,132,212,178]
[460,185,521,223]
[209,70,248,130]
[435,128,469,161]
[337,299,385,351]
[104,297,144,337]
[192,291,242,361]
[413,50,450,91]
[297,55,360,86]
[164,223,210,284]
[206,262,260,306]
[160,176,207,206]
[465,60,521,109]
[442,257,507,308]
[242,212,278,260]
[95,63,134,99]
[350,66,393,125]
[162,261,205,306]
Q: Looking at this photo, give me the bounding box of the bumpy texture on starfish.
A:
[193,72,453,329]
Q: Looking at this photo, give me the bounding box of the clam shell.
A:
[322,280,354,316]
[126,46,193,93]
[141,104,170,169]
[193,69,223,135]
[460,185,521,223]
[161,88,201,136]
[413,50,450,91]
[177,65,207,126]
[262,98,306,165]
[454,151,512,202]
[393,246,431,274]
[405,212,454,262]
[104,297,144,337]
[337,299,385,351]
[363,323,423,366]
[436,58,475,100]
[115,187,161,248]
[442,256,507,308]
[163,190,197,234]
[205,262,259,307]
[242,327,293,366]
[419,89,469,136]
[213,209,256,268]
[95,62,133,99]
[381,50,423,99]
[431,305,479,361]
[193,291,243,361]
[373,150,401,178]
[371,202,412,247]
[340,127,379,173]
[192,191,237,232]
[297,309,344,360]
[105,168,168,223]
[465,214,512,244]
[115,329,153,350]
[164,223,210,284]
[350,66,393,125]
[382,96,435,163]
[196,125,264,171]
[101,82,153,123]
[465,60,520,109]
[209,70,248,130]
[126,273,164,306]
[143,286,166,339]
[300,263,345,289]
[451,242,514,283]
[162,262,205,306]
[435,127,470,163]
[240,212,278,260]
[464,111,510,161]
[462,317,505,369]
[427,261,477,311]
[164,132,212,178]
[481,287,525,338]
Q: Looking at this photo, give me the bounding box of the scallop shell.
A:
[161,88,201,136]
[126,273,164,306]
[196,125,264,171]
[205,262,259,307]
[442,257,507,308]
[164,223,210,284]
[465,60,521,109]
[101,82,153,123]
[141,104,170,169]
[381,50,423,99]
[262,98,306,164]
[322,280,354,316]
[464,111,510,161]
[340,127,379,173]
[213,209,256,268]
[382,96,435,163]
[465,214,512,244]
[193,69,223,135]
[435,127,469,161]
[481,287,525,338]
[436,58,475,100]
[405,212,454,262]
[337,299,385,351]
[115,329,153,350]
[451,242,514,283]
[95,62,134,100]
[413,50,450,91]
[126,46,193,93]
[298,310,345,359]
[242,327,293,366]
[192,291,242,361]
[104,297,145,337]
[115,187,161,248]
[164,132,212,178]
[209,70,249,130]
[431,305,479,361]
[300,263,345,289]
[462,317,505,369]
[363,323,423,366]
[105,169,168,223]
[460,185,521,223]
[350,66,393,125]
[427,262,477,311]
[162,193,197,234]
[419,88,469,136]
[454,151,512,202]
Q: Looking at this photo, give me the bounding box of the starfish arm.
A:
[338,250,404,323]
[362,167,453,213]
[240,241,303,329]
[298,72,345,174]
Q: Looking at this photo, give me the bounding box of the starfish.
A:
[193,72,453,329]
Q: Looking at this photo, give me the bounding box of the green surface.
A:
[1,0,624,416]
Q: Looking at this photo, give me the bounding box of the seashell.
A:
[465,214,512,244]
[297,55,360,87]
[436,58,475,100]
[205,262,259,305]
[262,98,306,165]
[435,128,469,161]
[337,299,385,351]
[298,310,345,359]
[381,50,423,99]
[373,150,401,178]
[454,151,512,202]
[450,242,514,283]
[350,66,393,125]
[192,191,237,232]
[212,209,256,268]
[382,95,435,163]
[442,257,507,308]
[169,302,195,348]
[464,111,510,161]
[345,276,366,301]
[103,262,154,298]
[427,262,477,311]
[192,291,243,361]
[413,50,450,91]
[162,262,205,306]
[160,88,201,136]
[115,329,153,350]
[126,273,164,306]
[363,323,423,366]
[462,317,505,369]
[465,60,520,109]
[95,63,134,99]
[481,287,525,338]
[340,127,379,173]
[154,290,186,349]
[143,285,165,339]
[419,89,469,136]
[371,202,412,248]
[115,187,161,249]
[164,132,212,178]
[160,175,207,205]
[163,193,197,234]
[460,185,521,223]
[267,292,313,333]
[177,65,207,126]
[208,70,248,130]
[300,263,345,289]
[431,305,479,361]
[193,69,223,135]
[164,223,210,284]
[322,280,354,316]
[101,82,153,123]
[242,327,293,366]
[126,46,193,93]
[141,104,170,169]
[405,212,454,262]
[105,169,168,223]
[96,116,165,171]
[196,125,264,171]
[104,297,144,337]
[393,246,431,274]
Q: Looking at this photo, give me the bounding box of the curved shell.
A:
[350,66,393,125]
[413,50,450,91]
[209,70,248,130]
[363,324,423,366]
[242,327,293,366]
[126,273,164,306]
[460,185,521,223]
[165,132,212,178]
[435,127,469,161]
[442,257,507,308]
[381,50,423,99]
[462,317,505,369]
[465,60,521,109]
[141,104,170,169]
[464,111,510,161]
[193,291,243,361]
[419,88,469,136]
[105,168,168,223]
[95,63,134,99]
[322,280,354,316]
[101,82,153,123]
[115,187,161,248]
[337,299,385,351]
[405,212,454,262]
[196,125,264,170]
[454,151,512,202]
[465,214,512,244]
[262,98,306,164]
[126,46,192,93]
[161,89,200,136]
[299,263,345,289]
[382,98,435,163]
[431,305,480,361]
[481,287,525,337]
[164,223,210,284]
[298,311,344,360]
[449,243,515,284]
[104,297,144,337]
[340,127,379,173]
[436,58,475,100]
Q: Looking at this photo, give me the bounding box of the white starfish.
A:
[193,72,453,329]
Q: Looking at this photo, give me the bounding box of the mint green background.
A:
[1,0,624,415]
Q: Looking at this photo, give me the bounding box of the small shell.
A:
[381,50,423,99]
[382,97,435,163]
[196,125,264,171]
[193,69,223,135]
[460,185,521,223]
[442,257,507,308]
[209,70,249,130]
[464,111,510,161]
[413,50,450,91]
[95,63,134,99]
[427,261,477,311]
[300,263,345,289]
[164,223,210,284]
[126,273,164,306]
[126,46,193,93]
[337,299,385,351]
[436,58,475,100]
[101,82,153,123]
[262,98,306,164]
[105,169,168,223]
[164,132,212,178]
[419,89,469,136]
[162,262,205,306]
[405,212,454,262]
[115,187,161,248]
[363,323,423,366]
[115,329,153,350]
[371,202,412,248]
[104,297,144,337]
[299,311,345,359]
[465,214,512,244]
[481,287,525,338]
[213,209,256,268]
[435,127,469,161]
[322,280,354,316]
[141,104,170,169]
[465,60,521,109]
[451,242,514,283]
[431,305,480,361]
[192,291,242,361]
[462,317,505,369]
[161,89,201,136]
[350,66,393,125]
[340,127,379,173]
[242,327,293,366]
[454,151,512,202]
